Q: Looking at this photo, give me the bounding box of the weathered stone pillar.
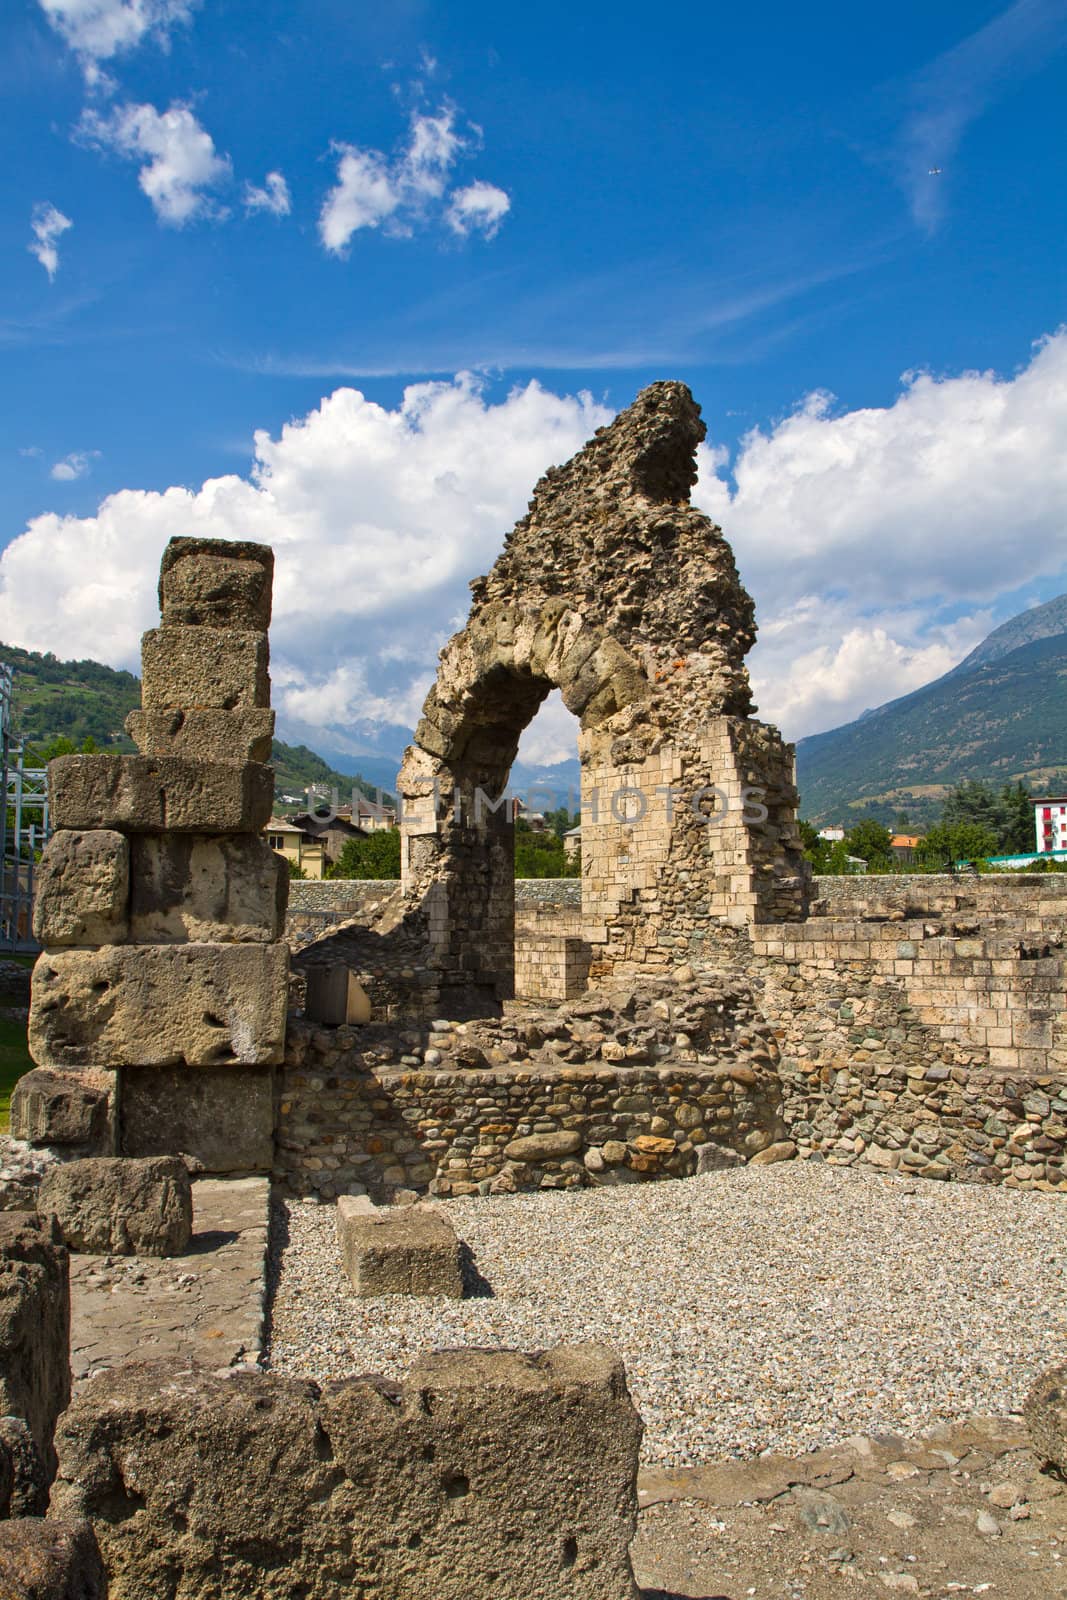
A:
[24,538,288,1173]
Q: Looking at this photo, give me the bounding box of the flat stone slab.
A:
[67,1176,269,1381]
[631,1415,1066,1600]
[336,1196,463,1297]
[30,943,289,1069]
[127,706,274,764]
[120,1063,275,1173]
[48,754,274,834]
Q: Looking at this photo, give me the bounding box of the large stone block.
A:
[126,706,274,763]
[32,832,129,947]
[120,1064,275,1172]
[49,755,274,834]
[0,1518,107,1600]
[9,1070,115,1152]
[161,548,273,631]
[129,834,287,943]
[52,1348,641,1600]
[159,535,273,626]
[1024,1362,1067,1474]
[0,1213,70,1511]
[336,1197,463,1296]
[140,627,269,711]
[29,944,289,1070]
[37,1157,192,1257]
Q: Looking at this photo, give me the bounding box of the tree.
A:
[915,821,997,871]
[286,858,307,881]
[326,828,401,879]
[845,819,894,871]
[513,817,579,878]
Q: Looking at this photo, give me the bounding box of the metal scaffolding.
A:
[0,662,50,952]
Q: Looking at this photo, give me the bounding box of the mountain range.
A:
[795,594,1067,827]
[4,587,1064,832]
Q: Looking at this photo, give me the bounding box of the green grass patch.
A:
[0,1013,32,1131]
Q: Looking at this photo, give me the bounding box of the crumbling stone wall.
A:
[398,382,808,1005]
[276,975,786,1199]
[20,538,288,1173]
[52,1350,643,1600]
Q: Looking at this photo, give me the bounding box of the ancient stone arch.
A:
[399,380,808,1001]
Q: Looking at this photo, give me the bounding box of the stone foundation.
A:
[276,972,785,1200]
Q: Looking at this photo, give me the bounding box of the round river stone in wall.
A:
[504,1131,583,1163]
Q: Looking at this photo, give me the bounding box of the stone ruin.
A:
[1,378,1066,1595]
[399,380,808,1007]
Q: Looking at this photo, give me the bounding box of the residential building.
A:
[817,824,846,842]
[1035,796,1067,854]
[265,818,325,879]
[890,833,922,864]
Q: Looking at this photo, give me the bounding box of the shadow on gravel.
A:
[640,1590,731,1599]
[188,1229,239,1254]
[459,1241,494,1298]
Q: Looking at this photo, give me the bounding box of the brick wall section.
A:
[702,921,1066,1192]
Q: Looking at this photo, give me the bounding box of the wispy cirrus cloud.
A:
[50,449,100,481]
[895,0,1067,232]
[28,202,73,280]
[244,171,291,218]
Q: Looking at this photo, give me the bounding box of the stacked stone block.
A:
[20,537,288,1174]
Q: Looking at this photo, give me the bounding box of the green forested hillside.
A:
[0,641,391,804]
[3,641,140,754]
[796,629,1067,827]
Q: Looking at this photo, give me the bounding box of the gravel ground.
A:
[266,1164,1066,1467]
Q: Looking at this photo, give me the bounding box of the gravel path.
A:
[266,1164,1066,1467]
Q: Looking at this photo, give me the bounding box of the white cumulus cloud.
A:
[319,106,510,253]
[2,337,1066,761]
[27,203,73,280]
[0,377,608,745]
[243,171,291,218]
[446,181,511,239]
[79,100,232,225]
[39,0,198,80]
[694,330,1067,735]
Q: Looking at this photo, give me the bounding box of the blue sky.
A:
[2,0,1067,765]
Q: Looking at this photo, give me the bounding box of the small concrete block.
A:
[126,706,275,763]
[9,1069,114,1151]
[32,830,129,947]
[37,1155,192,1257]
[337,1197,463,1297]
[161,548,273,630]
[0,1518,107,1600]
[129,834,287,943]
[120,1063,275,1173]
[141,627,269,710]
[29,943,289,1070]
[48,754,274,833]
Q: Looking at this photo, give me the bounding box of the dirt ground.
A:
[630,1416,1064,1599]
